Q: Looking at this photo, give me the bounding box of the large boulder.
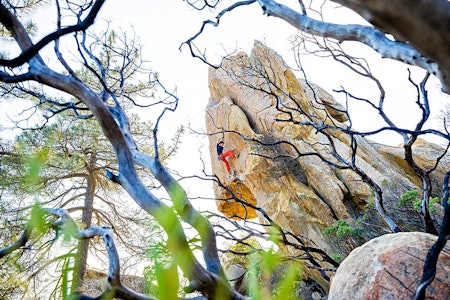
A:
[329,232,450,299]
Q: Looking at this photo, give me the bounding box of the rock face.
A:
[206,40,448,256]
[329,232,450,299]
[81,268,145,296]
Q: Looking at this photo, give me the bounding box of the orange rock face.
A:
[217,179,258,220]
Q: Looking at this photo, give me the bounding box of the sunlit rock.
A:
[329,232,450,299]
[206,40,449,256]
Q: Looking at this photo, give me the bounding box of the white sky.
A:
[96,0,303,202]
[94,0,450,200]
[4,0,450,207]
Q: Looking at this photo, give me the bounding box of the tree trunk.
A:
[71,153,97,293]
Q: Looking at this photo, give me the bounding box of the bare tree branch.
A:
[0,0,106,68]
[0,206,154,299]
[414,170,450,300]
[333,0,450,93]
[255,0,448,92]
[0,3,245,298]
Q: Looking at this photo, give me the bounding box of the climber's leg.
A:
[220,154,231,172]
[222,150,235,159]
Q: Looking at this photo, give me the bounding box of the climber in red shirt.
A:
[216,140,237,173]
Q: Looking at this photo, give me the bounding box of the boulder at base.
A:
[329,232,450,299]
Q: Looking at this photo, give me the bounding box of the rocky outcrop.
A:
[81,268,145,296]
[329,232,450,299]
[206,40,448,257]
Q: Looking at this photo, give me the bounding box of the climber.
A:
[216,140,238,173]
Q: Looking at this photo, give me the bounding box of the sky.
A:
[95,0,303,201]
[93,0,449,199]
[5,0,450,206]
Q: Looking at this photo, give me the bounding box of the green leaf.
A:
[29,202,48,237]
[60,220,77,245]
[247,253,265,299]
[274,263,302,300]
[261,248,278,274]
[168,183,186,213]
[24,147,49,192]
[155,262,179,300]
